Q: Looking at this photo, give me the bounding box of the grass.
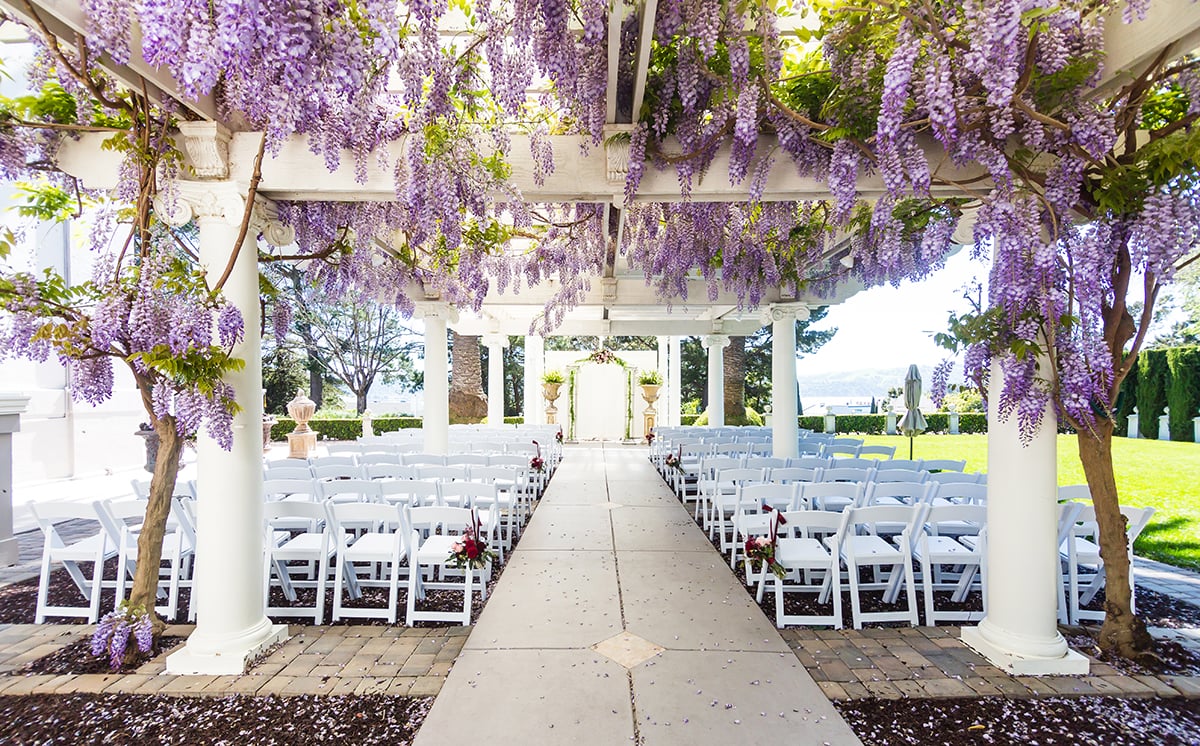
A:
[856,433,1200,571]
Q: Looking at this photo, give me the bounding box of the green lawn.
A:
[856,434,1200,571]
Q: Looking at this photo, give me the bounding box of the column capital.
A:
[177,121,233,180]
[762,302,811,324]
[414,301,459,324]
[701,334,731,350]
[481,333,509,349]
[155,180,244,227]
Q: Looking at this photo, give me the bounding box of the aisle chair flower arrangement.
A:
[744,506,788,580]
[529,440,545,473]
[447,511,498,571]
[663,446,683,472]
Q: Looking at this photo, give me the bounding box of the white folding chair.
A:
[859,481,932,509]
[1057,484,1092,503]
[912,504,987,624]
[263,500,335,625]
[925,471,983,486]
[744,457,788,471]
[768,467,822,487]
[708,467,767,549]
[829,505,921,629]
[922,459,967,473]
[731,483,798,571]
[417,464,472,483]
[318,479,382,504]
[761,510,844,628]
[820,467,876,484]
[831,457,878,470]
[695,456,743,521]
[799,481,863,512]
[407,506,481,626]
[310,455,359,468]
[1064,504,1154,624]
[95,497,195,622]
[873,468,928,484]
[379,479,441,508]
[263,466,313,481]
[403,453,447,467]
[328,501,410,624]
[857,444,897,459]
[362,463,416,481]
[312,463,362,481]
[263,478,320,503]
[359,452,403,466]
[788,456,831,469]
[28,502,117,623]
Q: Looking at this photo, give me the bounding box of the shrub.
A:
[1114,359,1138,435]
[270,416,425,440]
[799,416,825,431]
[504,416,524,425]
[1136,349,1170,438]
[692,407,763,426]
[542,370,565,384]
[833,414,885,434]
[1166,347,1200,441]
[680,414,700,425]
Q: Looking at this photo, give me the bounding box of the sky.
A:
[799,249,990,375]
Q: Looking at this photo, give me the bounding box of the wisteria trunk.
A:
[355,391,368,415]
[131,378,185,639]
[1076,419,1152,658]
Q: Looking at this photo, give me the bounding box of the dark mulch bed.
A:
[0,693,431,745]
[21,636,187,676]
[837,696,1200,746]
[1062,629,1200,677]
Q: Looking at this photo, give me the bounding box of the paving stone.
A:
[920,678,975,698]
[386,676,417,696]
[409,676,444,697]
[201,675,268,696]
[816,681,848,700]
[353,677,395,695]
[1133,674,1182,697]
[158,676,219,696]
[1163,676,1200,697]
[99,674,156,694]
[863,681,902,699]
[256,676,298,696]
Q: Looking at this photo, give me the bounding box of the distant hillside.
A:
[797,365,933,400]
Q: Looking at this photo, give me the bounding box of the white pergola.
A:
[6,0,1199,680]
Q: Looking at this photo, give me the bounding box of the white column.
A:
[668,336,682,426]
[167,185,287,675]
[702,334,730,426]
[420,306,454,454]
[524,335,545,426]
[770,305,804,459]
[960,360,1089,675]
[0,394,30,566]
[483,333,507,427]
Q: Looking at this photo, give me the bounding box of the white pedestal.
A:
[961,625,1089,675]
[167,621,288,675]
[0,393,30,567]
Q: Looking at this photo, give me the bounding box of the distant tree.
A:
[262,345,308,415]
[869,397,877,414]
[290,299,420,414]
[480,336,527,417]
[682,307,836,414]
[545,335,656,352]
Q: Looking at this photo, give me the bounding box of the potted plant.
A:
[638,370,662,403]
[542,370,565,414]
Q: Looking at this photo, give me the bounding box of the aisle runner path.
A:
[414,443,860,746]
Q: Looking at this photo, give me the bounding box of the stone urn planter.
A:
[640,384,661,437]
[543,382,562,425]
[135,423,185,473]
[262,415,276,453]
[286,389,318,459]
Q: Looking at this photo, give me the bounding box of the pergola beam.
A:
[630,0,659,125]
[1095,0,1200,96]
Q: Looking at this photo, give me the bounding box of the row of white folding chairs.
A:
[265,500,493,625]
[264,473,530,555]
[266,453,544,478]
[28,496,197,624]
[728,501,988,629]
[701,475,989,546]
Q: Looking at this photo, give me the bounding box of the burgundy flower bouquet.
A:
[447,511,497,571]
[530,440,545,472]
[663,446,683,472]
[744,506,788,580]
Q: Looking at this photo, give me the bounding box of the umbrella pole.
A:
[909,436,913,460]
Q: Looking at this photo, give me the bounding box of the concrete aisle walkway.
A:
[414,443,860,746]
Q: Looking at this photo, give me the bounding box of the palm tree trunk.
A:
[449,332,487,424]
[724,336,746,422]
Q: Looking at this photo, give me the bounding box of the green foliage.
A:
[13,181,77,221]
[637,370,663,386]
[0,81,78,125]
[791,413,988,435]
[692,407,764,426]
[1114,357,1139,432]
[944,387,985,413]
[1166,347,1200,441]
[680,414,700,426]
[263,346,309,416]
[1136,350,1170,438]
[270,415,425,440]
[503,416,524,425]
[542,369,565,384]
[800,415,825,431]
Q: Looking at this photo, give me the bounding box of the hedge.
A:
[271,416,424,441]
[1167,347,1200,441]
[1136,349,1170,439]
[664,413,988,434]
[1114,358,1138,435]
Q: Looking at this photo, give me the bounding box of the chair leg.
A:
[35,550,53,624]
[314,552,329,625]
[830,563,844,629]
[846,558,863,630]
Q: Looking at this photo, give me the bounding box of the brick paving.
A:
[0,623,467,698]
[781,625,1200,701]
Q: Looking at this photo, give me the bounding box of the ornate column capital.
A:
[481,333,509,349]
[414,301,459,325]
[251,197,296,247]
[154,180,245,227]
[761,302,811,325]
[176,121,232,180]
[701,334,731,350]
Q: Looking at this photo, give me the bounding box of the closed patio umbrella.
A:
[899,364,927,459]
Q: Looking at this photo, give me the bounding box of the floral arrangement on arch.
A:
[585,348,626,366]
[555,428,563,444]
[744,506,788,580]
[447,511,497,571]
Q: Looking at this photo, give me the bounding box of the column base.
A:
[961,624,1089,676]
[0,536,17,567]
[166,621,288,675]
